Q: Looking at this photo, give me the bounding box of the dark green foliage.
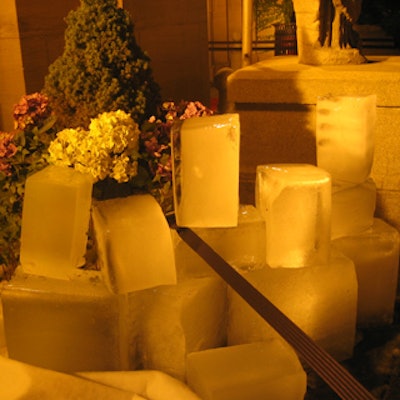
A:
[43,0,161,129]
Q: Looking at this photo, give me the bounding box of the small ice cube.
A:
[256,164,331,268]
[316,95,376,184]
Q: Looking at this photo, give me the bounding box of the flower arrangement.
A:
[0,93,57,277]
[48,110,141,184]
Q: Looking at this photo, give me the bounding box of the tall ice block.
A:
[227,251,358,361]
[1,268,141,372]
[20,165,93,280]
[187,340,307,400]
[172,205,265,280]
[332,218,400,327]
[92,194,176,294]
[172,113,240,227]
[316,95,377,185]
[256,164,331,268]
[139,277,227,381]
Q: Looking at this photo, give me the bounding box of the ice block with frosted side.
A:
[256,164,331,268]
[316,94,377,185]
[331,178,376,239]
[227,250,358,361]
[1,267,141,372]
[332,218,400,327]
[172,113,240,227]
[172,205,265,280]
[187,340,307,400]
[92,194,176,294]
[20,165,93,280]
[139,276,227,381]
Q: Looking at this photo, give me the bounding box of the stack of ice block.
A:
[316,95,400,327]
[229,163,358,360]
[19,165,93,280]
[171,113,240,227]
[316,95,377,239]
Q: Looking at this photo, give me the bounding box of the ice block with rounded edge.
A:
[20,165,93,280]
[172,113,240,227]
[256,164,331,268]
[332,218,400,327]
[92,194,176,294]
[0,355,139,400]
[186,340,307,400]
[316,94,377,185]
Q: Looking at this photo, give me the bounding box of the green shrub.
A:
[43,0,161,129]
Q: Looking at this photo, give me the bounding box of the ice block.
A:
[227,251,358,361]
[331,178,376,239]
[2,267,141,372]
[0,355,138,400]
[186,340,307,400]
[172,113,240,227]
[172,205,266,280]
[332,218,400,327]
[92,194,176,294]
[20,165,93,280]
[139,277,227,381]
[316,94,377,184]
[256,164,331,268]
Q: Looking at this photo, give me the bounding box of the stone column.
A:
[0,0,26,131]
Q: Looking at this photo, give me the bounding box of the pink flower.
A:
[0,131,17,176]
[13,92,52,131]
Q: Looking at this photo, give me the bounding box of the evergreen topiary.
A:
[43,0,161,129]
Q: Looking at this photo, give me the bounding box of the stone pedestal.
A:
[227,55,400,232]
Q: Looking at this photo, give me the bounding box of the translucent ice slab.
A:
[0,355,137,400]
[172,205,266,280]
[20,165,93,280]
[186,340,307,400]
[256,164,331,268]
[332,218,400,327]
[2,268,140,372]
[172,114,240,227]
[139,277,227,381]
[92,194,176,294]
[331,178,376,239]
[227,251,358,361]
[316,94,377,184]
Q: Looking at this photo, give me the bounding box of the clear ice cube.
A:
[172,114,240,227]
[20,165,93,280]
[332,218,400,327]
[227,251,358,361]
[316,95,377,184]
[186,340,307,400]
[256,164,331,268]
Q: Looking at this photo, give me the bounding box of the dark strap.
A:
[173,224,376,400]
